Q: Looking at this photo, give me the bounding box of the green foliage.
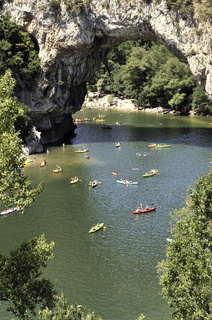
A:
[49,0,61,11]
[166,0,194,15]
[39,293,103,320]
[0,70,43,210]
[64,0,90,15]
[0,69,25,133]
[0,14,40,85]
[0,234,55,320]
[191,86,212,115]
[158,164,212,319]
[196,0,212,21]
[89,41,210,114]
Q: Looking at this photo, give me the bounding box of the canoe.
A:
[117,180,138,185]
[148,144,156,148]
[155,144,171,148]
[89,223,104,233]
[70,177,79,184]
[75,149,89,153]
[133,206,156,214]
[0,207,17,216]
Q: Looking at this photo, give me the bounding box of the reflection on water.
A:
[0,109,211,320]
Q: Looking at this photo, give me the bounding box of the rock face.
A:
[3,0,212,144]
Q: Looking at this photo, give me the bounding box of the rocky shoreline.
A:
[83,93,192,115]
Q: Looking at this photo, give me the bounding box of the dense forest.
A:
[88,41,212,115]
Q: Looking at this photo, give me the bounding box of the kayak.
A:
[70,177,79,184]
[156,144,171,148]
[111,172,120,175]
[162,109,171,114]
[40,161,46,167]
[133,206,156,214]
[143,170,158,178]
[89,180,98,187]
[95,119,105,123]
[115,142,121,147]
[73,118,83,123]
[143,169,158,178]
[0,207,17,216]
[143,172,156,178]
[89,223,104,233]
[53,168,62,173]
[148,144,156,148]
[117,180,138,185]
[24,159,33,165]
[75,149,89,153]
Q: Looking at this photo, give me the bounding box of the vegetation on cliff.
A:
[88,41,212,115]
[0,13,40,86]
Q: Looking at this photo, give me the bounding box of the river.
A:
[0,108,211,320]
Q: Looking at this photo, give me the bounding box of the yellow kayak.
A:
[53,167,62,173]
[75,149,89,153]
[89,223,104,233]
[148,143,156,148]
[39,161,46,167]
[70,177,79,184]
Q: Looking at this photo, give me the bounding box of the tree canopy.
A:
[0,13,40,84]
[158,163,212,319]
[0,234,55,320]
[0,69,43,210]
[88,41,212,115]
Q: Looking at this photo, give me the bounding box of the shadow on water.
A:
[71,123,212,148]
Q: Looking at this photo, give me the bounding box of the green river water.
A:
[0,108,211,320]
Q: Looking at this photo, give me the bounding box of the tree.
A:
[0,13,40,83]
[0,69,43,210]
[191,86,212,115]
[89,40,211,114]
[39,293,103,320]
[158,163,212,319]
[0,234,56,320]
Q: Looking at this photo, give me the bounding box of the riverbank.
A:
[82,93,181,114]
[83,93,138,111]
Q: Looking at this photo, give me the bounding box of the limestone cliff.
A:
[3,0,212,145]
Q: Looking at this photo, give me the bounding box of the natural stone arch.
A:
[3,0,212,144]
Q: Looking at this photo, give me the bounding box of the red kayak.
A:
[132,206,156,214]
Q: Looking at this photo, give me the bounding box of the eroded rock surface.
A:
[3,0,212,144]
